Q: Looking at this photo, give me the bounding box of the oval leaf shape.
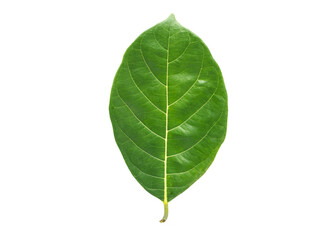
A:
[109,14,228,222]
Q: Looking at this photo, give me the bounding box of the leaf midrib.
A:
[164,25,170,204]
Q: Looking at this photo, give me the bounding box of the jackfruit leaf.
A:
[109,14,228,222]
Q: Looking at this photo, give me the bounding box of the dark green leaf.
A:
[109,14,228,222]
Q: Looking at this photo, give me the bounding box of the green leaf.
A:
[109,14,228,222]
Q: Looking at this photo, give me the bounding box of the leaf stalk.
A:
[159,201,168,223]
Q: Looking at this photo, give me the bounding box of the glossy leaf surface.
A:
[109,14,228,221]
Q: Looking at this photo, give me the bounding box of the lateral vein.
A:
[167,109,224,158]
[116,88,165,140]
[140,36,166,86]
[115,119,165,162]
[126,61,166,115]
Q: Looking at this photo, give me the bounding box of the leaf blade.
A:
[109,14,228,219]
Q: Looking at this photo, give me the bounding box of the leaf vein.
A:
[167,185,189,189]
[140,36,166,86]
[116,88,165,140]
[153,27,168,50]
[170,29,183,37]
[127,159,164,179]
[168,46,205,106]
[126,61,166,114]
[168,75,219,132]
[168,33,191,63]
[167,160,204,175]
[143,186,164,191]
[115,118,165,162]
[167,109,224,158]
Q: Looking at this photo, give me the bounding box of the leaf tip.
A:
[167,14,176,21]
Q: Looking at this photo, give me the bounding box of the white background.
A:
[1,0,335,239]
